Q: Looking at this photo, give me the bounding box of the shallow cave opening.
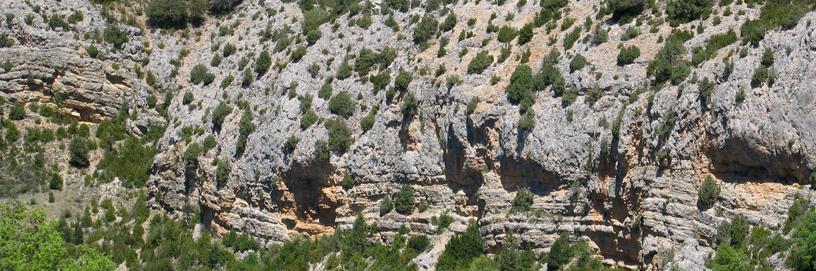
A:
[707,138,808,184]
[280,161,337,227]
[498,156,565,196]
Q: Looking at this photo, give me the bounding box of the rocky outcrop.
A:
[4,0,816,269]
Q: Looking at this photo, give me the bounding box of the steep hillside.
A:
[2,0,816,269]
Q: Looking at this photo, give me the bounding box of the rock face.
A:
[3,0,816,269]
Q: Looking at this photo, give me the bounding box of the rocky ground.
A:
[2,0,816,269]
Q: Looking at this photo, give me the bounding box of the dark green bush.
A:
[740,0,810,46]
[190,64,212,85]
[413,16,439,45]
[647,32,691,85]
[284,135,299,152]
[215,159,229,187]
[518,110,536,131]
[467,51,494,74]
[97,137,158,188]
[511,187,534,212]
[369,71,391,91]
[440,13,457,32]
[329,91,355,118]
[698,175,720,207]
[518,23,534,45]
[103,24,128,49]
[608,0,644,23]
[146,0,208,28]
[407,235,430,252]
[436,222,484,271]
[301,109,318,129]
[506,64,535,111]
[751,66,768,88]
[394,70,413,92]
[569,54,589,72]
[211,102,233,132]
[235,110,255,156]
[360,107,377,132]
[497,26,517,43]
[563,27,581,50]
[86,45,98,58]
[617,45,640,65]
[394,185,415,215]
[666,0,712,24]
[380,195,393,215]
[9,103,25,120]
[324,118,352,153]
[49,173,63,190]
[787,209,816,270]
[255,49,271,76]
[69,136,90,168]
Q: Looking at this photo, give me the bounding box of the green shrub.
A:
[394,185,415,215]
[497,26,517,43]
[511,187,534,212]
[440,13,457,32]
[49,173,63,190]
[692,30,737,66]
[324,118,352,153]
[608,0,644,23]
[220,74,234,88]
[563,27,581,50]
[467,97,480,115]
[255,49,271,76]
[215,159,229,187]
[380,195,394,215]
[647,33,691,85]
[103,24,128,49]
[518,111,536,130]
[360,107,377,132]
[329,91,355,118]
[302,8,330,34]
[96,137,158,188]
[69,137,90,168]
[241,68,253,87]
[341,172,354,190]
[518,23,534,45]
[698,175,720,207]
[467,51,494,74]
[751,66,768,88]
[413,16,439,45]
[569,54,589,72]
[146,0,208,28]
[707,244,750,271]
[86,45,98,58]
[301,109,318,129]
[211,102,233,132]
[698,77,714,110]
[190,64,213,85]
[401,91,419,118]
[506,64,535,111]
[9,103,25,120]
[436,222,484,271]
[547,232,575,270]
[318,81,333,99]
[291,46,307,62]
[369,71,391,91]
[666,0,712,24]
[407,235,430,252]
[235,110,255,156]
[223,43,236,57]
[394,70,413,92]
[617,45,640,65]
[621,26,640,41]
[787,209,816,270]
[761,48,775,67]
[740,0,809,46]
[284,135,299,152]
